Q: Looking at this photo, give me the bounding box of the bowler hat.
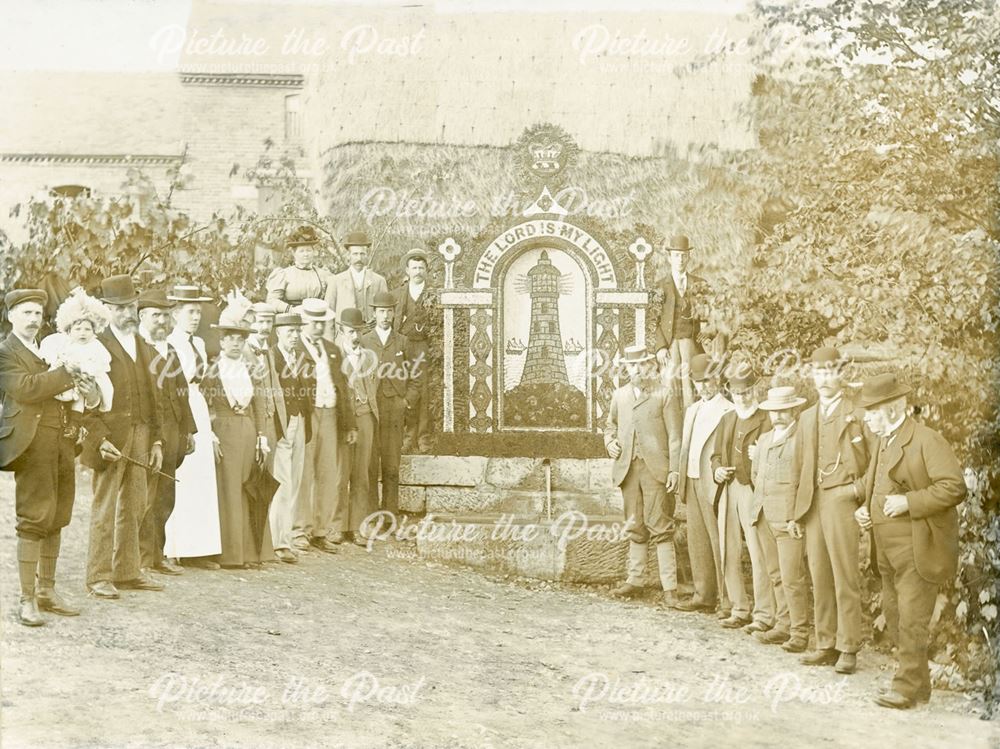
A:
[811,346,848,369]
[343,231,372,248]
[298,298,335,322]
[621,344,654,364]
[689,353,721,382]
[99,275,139,306]
[728,363,759,391]
[666,235,693,252]
[403,248,428,266]
[372,291,397,309]
[137,289,176,311]
[338,307,366,330]
[287,225,321,248]
[857,373,912,409]
[3,288,48,311]
[166,285,213,303]
[760,386,807,411]
[273,312,302,328]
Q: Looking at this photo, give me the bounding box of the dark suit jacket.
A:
[603,383,682,487]
[359,328,420,404]
[862,417,966,584]
[651,273,708,351]
[0,333,76,469]
[81,328,163,469]
[793,396,876,521]
[142,338,196,437]
[711,408,771,505]
[272,346,313,444]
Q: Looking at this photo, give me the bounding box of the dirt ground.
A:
[1,469,998,749]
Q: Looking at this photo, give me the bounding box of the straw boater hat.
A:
[249,302,276,320]
[166,285,212,303]
[55,287,111,334]
[3,288,48,311]
[297,298,335,322]
[621,344,654,364]
[760,386,807,411]
[857,373,912,409]
[211,323,252,337]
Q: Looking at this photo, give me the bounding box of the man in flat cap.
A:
[393,248,434,453]
[265,225,333,313]
[83,275,165,598]
[362,291,421,519]
[324,231,388,336]
[605,345,683,607]
[652,235,711,410]
[137,289,196,577]
[0,289,98,625]
[854,373,966,709]
[293,299,357,552]
[794,347,877,674]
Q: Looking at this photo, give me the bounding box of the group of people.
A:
[0,226,970,713]
[607,338,966,710]
[0,227,431,628]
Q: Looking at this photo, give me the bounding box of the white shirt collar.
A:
[819,392,843,417]
[409,280,424,300]
[375,326,391,345]
[14,332,39,353]
[733,402,759,420]
[111,325,136,358]
[884,414,907,441]
[350,267,366,286]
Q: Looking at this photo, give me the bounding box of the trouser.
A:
[369,392,407,514]
[621,458,675,545]
[404,340,431,449]
[730,482,775,626]
[717,483,751,619]
[667,337,698,410]
[760,520,810,639]
[294,406,339,541]
[334,411,377,534]
[139,419,182,569]
[270,414,305,551]
[11,424,76,541]
[875,523,938,700]
[685,475,725,608]
[804,483,863,653]
[87,423,151,586]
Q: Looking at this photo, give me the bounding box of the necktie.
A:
[190,335,206,383]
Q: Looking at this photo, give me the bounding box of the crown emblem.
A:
[529,141,564,175]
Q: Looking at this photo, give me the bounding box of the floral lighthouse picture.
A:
[501,248,589,429]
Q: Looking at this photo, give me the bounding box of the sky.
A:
[0,0,749,72]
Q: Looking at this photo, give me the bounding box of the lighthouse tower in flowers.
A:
[520,251,569,385]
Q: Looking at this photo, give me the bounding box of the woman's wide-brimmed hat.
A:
[760,386,807,411]
[857,373,912,409]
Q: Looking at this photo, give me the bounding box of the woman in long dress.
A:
[202,324,275,568]
[164,286,222,566]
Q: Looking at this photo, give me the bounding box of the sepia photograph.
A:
[0,0,998,746]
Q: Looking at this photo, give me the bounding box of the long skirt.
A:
[215,413,275,566]
[164,384,222,558]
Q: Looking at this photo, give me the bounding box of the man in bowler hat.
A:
[324,231,388,334]
[854,373,965,709]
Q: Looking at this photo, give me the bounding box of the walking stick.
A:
[118,453,179,482]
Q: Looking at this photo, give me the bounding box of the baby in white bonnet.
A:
[39,288,114,413]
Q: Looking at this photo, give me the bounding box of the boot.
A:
[656,542,681,607]
[36,532,80,616]
[613,541,648,597]
[16,537,44,627]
